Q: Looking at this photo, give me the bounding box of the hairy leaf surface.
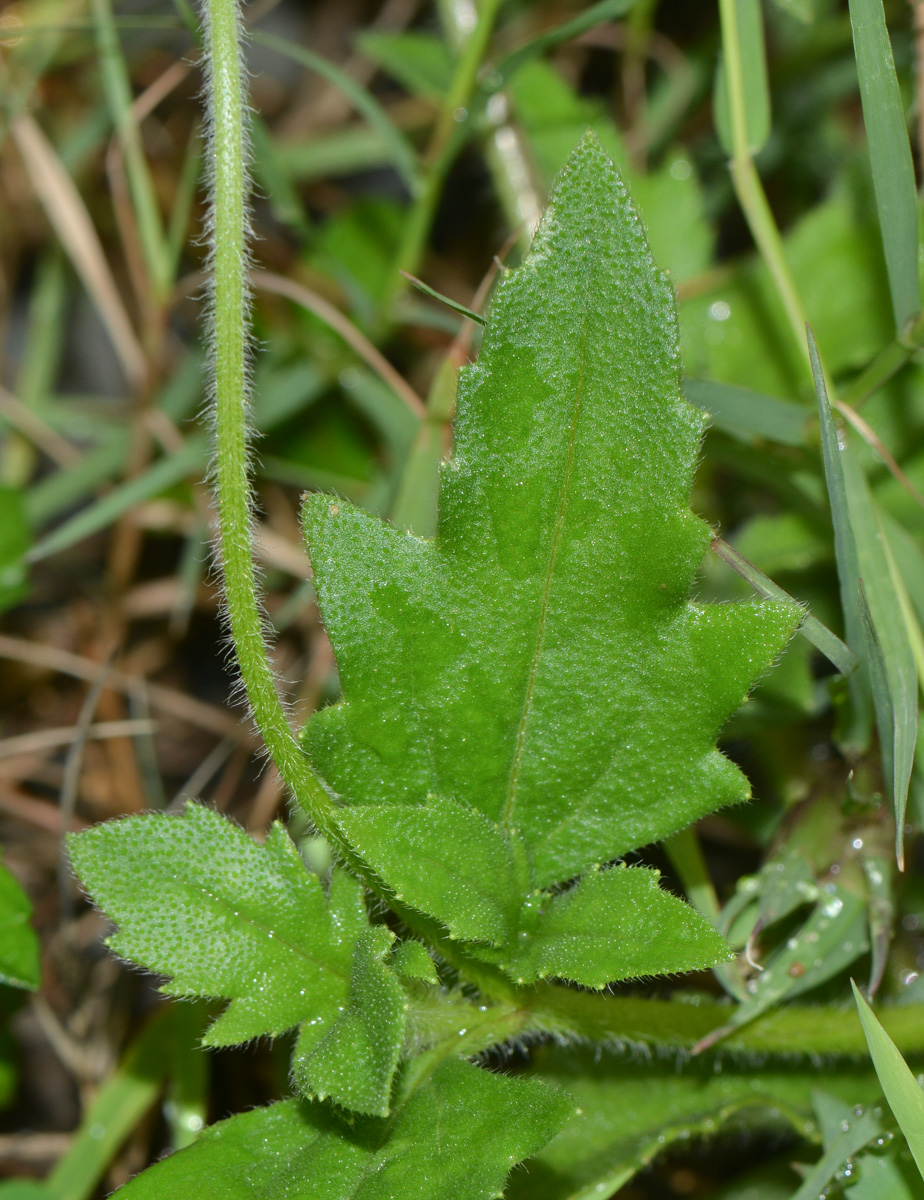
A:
[300,134,798,984]
[112,1059,572,1200]
[68,803,406,1115]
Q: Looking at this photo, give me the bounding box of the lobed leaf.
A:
[112,1058,573,1200]
[300,134,799,986]
[67,803,406,1116]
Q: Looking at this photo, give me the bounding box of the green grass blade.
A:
[166,125,203,279]
[847,0,921,334]
[714,0,771,156]
[26,437,206,562]
[852,980,924,1182]
[788,1102,884,1200]
[251,31,421,194]
[91,0,170,299]
[712,536,857,676]
[44,1006,180,1200]
[843,454,918,866]
[810,325,871,748]
[662,826,720,920]
[25,434,129,527]
[249,113,313,243]
[400,271,485,325]
[684,378,810,447]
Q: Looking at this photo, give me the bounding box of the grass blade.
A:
[712,536,857,677]
[683,377,810,446]
[844,455,918,867]
[852,980,924,1181]
[400,271,485,325]
[810,326,870,746]
[92,0,170,299]
[10,113,146,389]
[848,0,921,334]
[715,0,771,156]
[26,437,206,562]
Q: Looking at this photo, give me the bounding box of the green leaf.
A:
[853,981,924,1181]
[0,856,40,990]
[848,0,921,334]
[714,0,771,156]
[67,804,405,1115]
[470,865,733,987]
[682,179,892,397]
[390,939,438,983]
[846,1148,924,1200]
[697,882,870,1052]
[336,798,523,945]
[509,1048,880,1200]
[111,1059,573,1200]
[292,927,408,1118]
[300,134,799,987]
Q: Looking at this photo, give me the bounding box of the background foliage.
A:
[2,0,924,1196]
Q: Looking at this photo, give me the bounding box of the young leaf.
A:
[67,803,406,1116]
[301,134,799,987]
[111,1058,573,1200]
[853,980,924,1181]
[292,926,407,1118]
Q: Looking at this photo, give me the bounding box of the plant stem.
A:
[200,0,336,832]
[200,0,524,1009]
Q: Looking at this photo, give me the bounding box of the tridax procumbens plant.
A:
[63,1,922,1197]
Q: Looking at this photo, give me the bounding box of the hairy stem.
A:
[199,0,524,1008]
[200,0,336,831]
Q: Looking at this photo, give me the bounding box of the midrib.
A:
[501,315,589,831]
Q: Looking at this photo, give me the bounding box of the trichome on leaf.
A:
[299,131,801,988]
[68,132,802,1196]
